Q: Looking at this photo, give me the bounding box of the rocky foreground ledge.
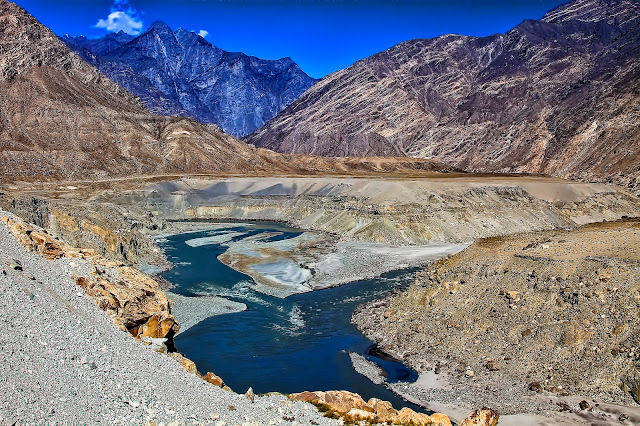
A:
[0,210,497,425]
[0,211,338,424]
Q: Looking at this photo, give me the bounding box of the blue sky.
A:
[15,0,566,78]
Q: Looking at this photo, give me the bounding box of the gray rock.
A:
[62,23,317,137]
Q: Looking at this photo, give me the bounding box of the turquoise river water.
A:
[158,221,425,412]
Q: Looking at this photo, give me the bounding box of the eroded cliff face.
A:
[0,194,162,265]
[246,0,640,194]
[1,215,178,341]
[103,176,640,246]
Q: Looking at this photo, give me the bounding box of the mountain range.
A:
[0,0,450,182]
[246,0,640,193]
[62,23,317,137]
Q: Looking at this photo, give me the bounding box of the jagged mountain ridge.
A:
[246,0,640,193]
[61,31,134,56]
[62,22,317,137]
[0,0,452,182]
[0,0,295,181]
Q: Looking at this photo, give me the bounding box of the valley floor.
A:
[2,172,640,425]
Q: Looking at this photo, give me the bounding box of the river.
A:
[158,221,426,412]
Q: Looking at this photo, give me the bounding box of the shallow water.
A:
[159,221,425,412]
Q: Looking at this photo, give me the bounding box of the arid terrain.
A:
[353,219,640,424]
[247,0,640,195]
[1,0,640,424]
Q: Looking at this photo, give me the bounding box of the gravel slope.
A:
[0,210,337,425]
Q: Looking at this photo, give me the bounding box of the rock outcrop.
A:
[459,408,499,426]
[290,390,452,425]
[247,0,640,194]
[1,215,178,341]
[63,22,317,137]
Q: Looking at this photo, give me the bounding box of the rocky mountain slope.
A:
[61,31,133,56]
[0,0,450,182]
[0,0,265,181]
[353,218,640,420]
[247,0,640,194]
[63,22,317,137]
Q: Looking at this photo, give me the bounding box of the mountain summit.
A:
[0,0,294,180]
[61,31,134,56]
[63,23,317,137]
[246,0,640,193]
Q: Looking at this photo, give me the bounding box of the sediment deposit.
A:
[102,176,640,247]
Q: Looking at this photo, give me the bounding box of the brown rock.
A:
[289,390,450,425]
[203,372,225,388]
[168,353,198,375]
[486,361,501,371]
[431,413,453,426]
[529,382,543,393]
[395,407,439,426]
[579,400,590,410]
[137,313,177,339]
[367,398,398,422]
[459,407,499,426]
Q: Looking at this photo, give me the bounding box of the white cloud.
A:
[197,30,209,38]
[94,1,144,35]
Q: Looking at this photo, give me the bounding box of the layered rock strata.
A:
[103,176,640,246]
[1,215,177,341]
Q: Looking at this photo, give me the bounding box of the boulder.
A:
[168,353,198,375]
[136,313,177,339]
[289,390,451,425]
[203,372,232,392]
[203,372,225,387]
[459,407,499,426]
